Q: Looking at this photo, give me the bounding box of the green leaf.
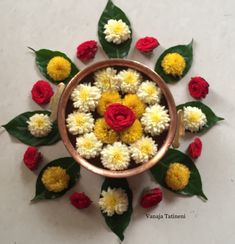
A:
[177,101,224,133]
[98,0,132,58]
[155,40,193,83]
[2,111,60,146]
[100,178,133,241]
[32,157,80,201]
[150,149,207,200]
[29,48,79,84]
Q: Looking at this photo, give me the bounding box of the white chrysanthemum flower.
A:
[66,111,94,135]
[99,187,128,216]
[101,142,130,171]
[117,69,142,93]
[76,133,102,159]
[104,19,131,44]
[130,136,158,164]
[27,113,52,138]
[94,67,119,92]
[183,106,207,132]
[71,84,101,112]
[141,104,170,136]
[137,80,161,104]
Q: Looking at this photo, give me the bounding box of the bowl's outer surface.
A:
[58,59,177,178]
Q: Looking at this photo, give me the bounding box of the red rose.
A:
[31,80,54,105]
[76,40,98,62]
[188,137,202,159]
[135,36,159,53]
[70,192,92,209]
[188,76,209,99]
[104,103,136,132]
[140,188,163,208]
[23,146,42,170]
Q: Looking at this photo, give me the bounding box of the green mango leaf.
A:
[2,111,60,146]
[32,157,80,201]
[29,47,79,84]
[98,0,132,58]
[177,101,224,133]
[150,149,207,200]
[155,40,193,83]
[100,178,133,241]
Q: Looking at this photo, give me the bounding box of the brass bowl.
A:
[58,59,177,178]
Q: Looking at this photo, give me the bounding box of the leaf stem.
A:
[27,46,36,52]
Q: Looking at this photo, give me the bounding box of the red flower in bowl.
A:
[104,103,136,132]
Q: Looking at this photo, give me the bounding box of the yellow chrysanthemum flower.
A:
[165,162,190,190]
[122,94,145,118]
[104,19,131,45]
[137,80,161,105]
[27,113,52,138]
[130,136,157,164]
[47,56,71,81]
[101,142,130,171]
[94,67,119,92]
[97,91,121,116]
[66,111,94,135]
[120,119,143,144]
[99,187,129,216]
[183,106,207,132]
[161,53,186,77]
[71,84,101,112]
[76,132,102,159]
[41,166,70,192]
[94,118,119,144]
[141,104,170,136]
[117,69,142,93]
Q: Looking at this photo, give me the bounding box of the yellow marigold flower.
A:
[41,166,70,192]
[47,56,71,81]
[120,119,143,144]
[97,91,121,116]
[94,118,119,144]
[165,162,190,190]
[161,53,186,77]
[122,94,145,118]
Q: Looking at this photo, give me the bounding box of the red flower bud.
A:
[76,40,98,62]
[23,146,42,170]
[188,137,202,159]
[70,192,92,209]
[104,103,136,132]
[140,188,163,208]
[31,80,54,105]
[135,36,159,53]
[188,76,209,99]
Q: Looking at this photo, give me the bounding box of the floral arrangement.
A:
[2,0,223,242]
[66,67,169,170]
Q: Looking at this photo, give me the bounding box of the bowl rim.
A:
[57,59,177,178]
